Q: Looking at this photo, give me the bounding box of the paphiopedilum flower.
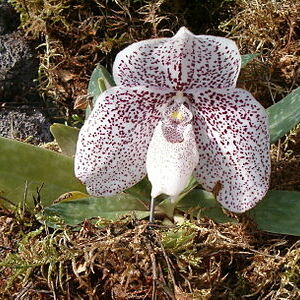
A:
[75,27,270,214]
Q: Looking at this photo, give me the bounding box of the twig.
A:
[15,281,33,300]
[266,70,282,161]
[0,245,13,251]
[0,195,16,207]
[150,252,157,300]
[157,236,176,300]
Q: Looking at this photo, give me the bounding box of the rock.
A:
[0,106,52,144]
[0,2,53,145]
[0,1,19,35]
[0,31,39,101]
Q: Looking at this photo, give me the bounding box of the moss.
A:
[222,0,300,106]
[2,1,300,298]
[7,0,238,118]
[8,0,183,113]
[2,212,300,299]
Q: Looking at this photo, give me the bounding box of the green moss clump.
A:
[221,0,300,106]
[2,213,300,299]
[7,0,238,115]
[7,0,182,111]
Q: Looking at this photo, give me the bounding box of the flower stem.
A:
[149,197,155,223]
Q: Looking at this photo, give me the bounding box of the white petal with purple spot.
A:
[189,88,270,213]
[75,86,174,196]
[113,27,241,91]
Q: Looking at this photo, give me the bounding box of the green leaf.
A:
[241,53,260,67]
[176,176,199,203]
[249,190,300,236]
[44,194,149,225]
[178,189,300,236]
[267,86,300,143]
[157,198,177,219]
[86,64,116,120]
[88,64,115,96]
[50,123,79,157]
[0,137,86,210]
[156,177,199,219]
[176,189,237,223]
[125,176,152,202]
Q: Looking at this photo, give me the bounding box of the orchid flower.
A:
[75,27,270,221]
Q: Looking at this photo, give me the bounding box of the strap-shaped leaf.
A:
[177,189,237,223]
[88,64,115,97]
[86,64,116,120]
[249,190,300,235]
[125,176,152,202]
[44,194,149,226]
[0,137,86,210]
[45,177,198,224]
[156,177,199,219]
[178,189,300,236]
[241,53,260,67]
[267,86,300,143]
[50,123,79,157]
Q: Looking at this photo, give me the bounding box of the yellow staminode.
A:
[170,111,184,120]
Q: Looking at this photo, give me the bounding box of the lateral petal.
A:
[75,86,174,196]
[113,27,241,90]
[189,88,270,213]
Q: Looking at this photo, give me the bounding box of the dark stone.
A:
[0,1,20,35]
[0,3,53,144]
[0,106,52,144]
[0,30,39,101]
